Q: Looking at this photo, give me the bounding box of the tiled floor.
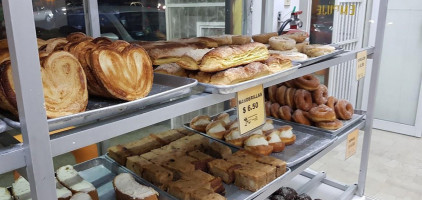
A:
[1,127,421,199]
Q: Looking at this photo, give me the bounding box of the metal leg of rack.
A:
[83,0,101,37]
[357,0,389,196]
[339,184,358,200]
[2,0,57,199]
[296,172,326,194]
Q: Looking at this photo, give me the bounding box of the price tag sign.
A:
[236,84,265,135]
[284,0,291,6]
[356,50,367,80]
[345,129,359,159]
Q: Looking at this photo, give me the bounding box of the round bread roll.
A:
[269,36,296,51]
[284,30,309,43]
[303,44,336,57]
[252,32,278,44]
[295,41,309,53]
[269,50,308,61]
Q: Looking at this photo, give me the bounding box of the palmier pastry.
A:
[265,101,272,117]
[292,110,312,126]
[190,115,211,132]
[154,63,187,77]
[335,99,354,120]
[244,135,273,156]
[313,84,329,105]
[206,120,227,139]
[266,132,285,152]
[276,85,287,105]
[285,88,296,109]
[277,126,296,145]
[225,128,245,147]
[269,36,296,51]
[278,106,292,121]
[316,119,343,130]
[270,103,281,119]
[294,74,320,91]
[283,30,309,43]
[268,85,278,103]
[44,38,68,53]
[66,32,89,43]
[303,44,335,57]
[252,32,278,44]
[294,89,313,111]
[326,96,337,110]
[308,104,336,122]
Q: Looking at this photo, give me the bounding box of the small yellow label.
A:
[356,50,367,80]
[345,129,359,159]
[284,0,291,6]
[236,85,265,135]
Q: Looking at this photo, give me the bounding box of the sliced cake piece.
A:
[191,188,226,200]
[69,193,92,200]
[56,165,99,200]
[188,150,215,172]
[203,142,232,159]
[207,159,241,184]
[180,170,224,194]
[126,155,153,177]
[107,145,132,165]
[0,187,12,200]
[12,176,31,200]
[124,136,163,155]
[256,156,287,177]
[167,179,203,200]
[161,156,198,179]
[141,164,173,190]
[233,166,267,192]
[56,178,72,200]
[150,130,185,145]
[113,173,159,200]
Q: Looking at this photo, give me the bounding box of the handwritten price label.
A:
[236,85,265,135]
[345,129,359,159]
[356,50,367,80]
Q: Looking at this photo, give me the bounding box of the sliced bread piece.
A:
[56,165,99,200]
[113,173,158,200]
[56,178,72,200]
[0,187,12,200]
[12,176,31,200]
[69,193,92,200]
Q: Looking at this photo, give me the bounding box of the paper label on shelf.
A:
[236,84,265,135]
[345,129,359,159]
[356,50,367,80]
[284,0,291,6]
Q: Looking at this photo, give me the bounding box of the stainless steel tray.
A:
[184,109,337,167]
[0,73,197,132]
[200,63,301,94]
[74,156,176,200]
[0,120,6,133]
[296,46,345,67]
[269,110,366,136]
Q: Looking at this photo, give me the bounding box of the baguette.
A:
[56,165,99,200]
[113,173,159,200]
[176,48,212,70]
[209,62,271,85]
[154,63,187,77]
[199,42,269,72]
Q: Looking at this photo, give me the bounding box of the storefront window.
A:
[310,0,334,44]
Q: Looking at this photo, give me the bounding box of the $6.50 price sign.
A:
[236,84,265,135]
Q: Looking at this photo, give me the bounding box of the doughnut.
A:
[276,85,287,105]
[278,106,292,121]
[316,119,343,130]
[269,36,296,51]
[292,109,312,125]
[284,80,296,88]
[335,99,354,120]
[313,84,329,105]
[308,104,336,122]
[311,103,318,108]
[326,96,337,110]
[294,74,320,91]
[285,88,296,109]
[265,101,272,117]
[268,85,278,103]
[270,103,281,118]
[294,89,313,111]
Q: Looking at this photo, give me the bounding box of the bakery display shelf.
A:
[201,63,301,94]
[184,108,338,167]
[253,119,365,200]
[73,156,176,200]
[0,73,197,132]
[295,46,346,67]
[270,110,366,136]
[0,143,26,174]
[0,119,6,133]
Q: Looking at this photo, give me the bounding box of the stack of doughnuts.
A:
[265,74,354,130]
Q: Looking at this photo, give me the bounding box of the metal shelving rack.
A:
[0,0,388,199]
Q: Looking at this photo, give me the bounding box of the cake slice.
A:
[12,176,31,200]
[113,173,159,200]
[234,166,267,192]
[167,180,203,200]
[126,155,153,177]
[150,130,185,145]
[191,188,226,200]
[69,193,92,200]
[0,187,12,200]
[249,162,276,183]
[207,159,241,184]
[56,165,99,200]
[161,156,198,179]
[124,136,163,155]
[107,145,132,166]
[174,127,195,136]
[188,150,215,171]
[180,170,224,194]
[141,164,173,190]
[203,142,232,159]
[56,178,72,200]
[256,156,287,177]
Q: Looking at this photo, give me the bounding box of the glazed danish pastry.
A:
[176,48,212,70]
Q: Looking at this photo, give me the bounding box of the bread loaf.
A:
[113,173,159,200]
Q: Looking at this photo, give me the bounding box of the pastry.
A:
[266,132,285,152]
[70,193,92,200]
[126,156,153,177]
[206,120,227,139]
[262,119,275,135]
[56,165,99,200]
[285,88,297,109]
[244,135,273,156]
[199,42,269,72]
[275,85,287,105]
[313,84,329,105]
[203,142,232,159]
[172,37,218,48]
[269,36,296,51]
[252,32,278,44]
[224,128,245,147]
[303,44,335,57]
[190,115,211,132]
[294,74,320,91]
[308,104,336,122]
[276,187,297,199]
[66,32,90,43]
[232,35,252,45]
[215,112,231,125]
[0,187,12,200]
[294,89,313,111]
[269,50,308,61]
[154,63,187,77]
[176,48,211,70]
[142,164,174,190]
[335,99,354,120]
[113,173,158,200]
[180,171,224,194]
[107,145,132,165]
[56,178,72,200]
[270,103,281,118]
[277,125,296,145]
[292,110,312,126]
[123,135,162,155]
[209,35,233,46]
[161,156,199,179]
[295,41,310,53]
[190,188,226,200]
[12,177,31,200]
[296,193,312,200]
[316,119,343,130]
[188,71,214,83]
[44,37,68,53]
[283,30,309,43]
[144,42,198,65]
[264,54,292,73]
[209,62,271,85]
[265,101,272,117]
[268,85,278,103]
[149,130,185,145]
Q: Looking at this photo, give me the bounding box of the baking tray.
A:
[0,73,197,132]
[0,120,6,133]
[269,110,366,136]
[74,156,176,200]
[296,46,345,67]
[184,109,337,167]
[200,63,301,94]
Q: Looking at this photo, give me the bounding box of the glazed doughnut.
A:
[326,96,337,110]
[278,106,292,121]
[276,85,287,105]
[316,119,343,130]
[265,101,272,117]
[311,103,318,108]
[292,110,312,126]
[313,84,328,105]
[268,85,278,103]
[294,75,320,91]
[283,80,295,88]
[270,103,281,118]
[335,99,354,120]
[308,104,336,122]
[285,88,296,109]
[294,89,313,111]
[269,36,296,51]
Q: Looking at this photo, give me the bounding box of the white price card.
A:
[345,129,359,159]
[236,84,265,135]
[356,50,367,80]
